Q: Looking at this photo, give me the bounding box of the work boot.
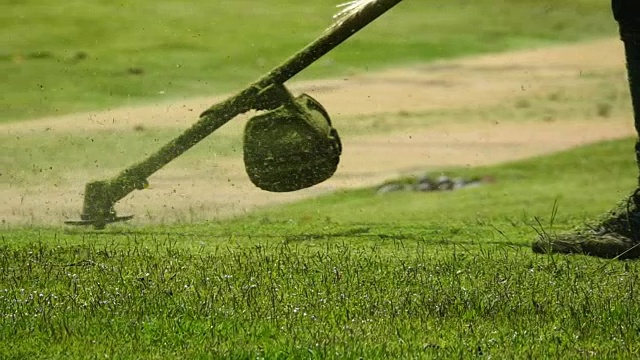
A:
[532,6,640,259]
[532,188,640,259]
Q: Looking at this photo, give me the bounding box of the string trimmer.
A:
[65,0,404,229]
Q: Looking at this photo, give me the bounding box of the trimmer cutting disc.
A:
[64,215,133,229]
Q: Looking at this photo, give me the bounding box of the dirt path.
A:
[1,38,636,226]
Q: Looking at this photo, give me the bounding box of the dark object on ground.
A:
[65,51,89,63]
[376,174,490,195]
[25,51,54,59]
[532,191,640,259]
[127,67,144,75]
[378,183,412,194]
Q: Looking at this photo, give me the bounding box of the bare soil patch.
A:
[1,38,636,226]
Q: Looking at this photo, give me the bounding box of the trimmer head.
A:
[64,214,133,230]
[65,180,135,229]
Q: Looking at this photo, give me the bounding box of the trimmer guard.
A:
[243,94,342,192]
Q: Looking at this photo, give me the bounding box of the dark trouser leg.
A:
[613,0,640,179]
[624,41,640,134]
[622,37,640,179]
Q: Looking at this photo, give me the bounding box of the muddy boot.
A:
[532,6,640,259]
[532,189,640,259]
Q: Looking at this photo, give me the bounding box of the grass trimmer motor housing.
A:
[243,93,342,192]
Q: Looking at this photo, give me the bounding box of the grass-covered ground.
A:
[1,0,614,122]
[2,139,639,358]
[3,0,638,358]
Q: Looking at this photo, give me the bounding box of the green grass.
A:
[1,0,615,122]
[2,1,636,356]
[2,138,640,358]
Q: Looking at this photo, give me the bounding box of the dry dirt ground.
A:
[1,38,637,226]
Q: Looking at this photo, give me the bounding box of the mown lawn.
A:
[2,0,636,357]
[2,138,639,358]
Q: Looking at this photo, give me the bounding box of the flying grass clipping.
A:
[332,0,380,26]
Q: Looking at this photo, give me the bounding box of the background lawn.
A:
[1,0,614,122]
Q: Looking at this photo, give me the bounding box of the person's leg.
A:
[532,1,640,259]
[614,0,640,179]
